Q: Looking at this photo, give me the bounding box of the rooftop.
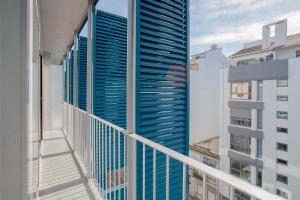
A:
[231,33,300,58]
[190,136,219,160]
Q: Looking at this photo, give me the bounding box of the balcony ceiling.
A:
[40,0,88,64]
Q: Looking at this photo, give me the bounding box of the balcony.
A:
[0,0,285,200]
[42,103,278,200]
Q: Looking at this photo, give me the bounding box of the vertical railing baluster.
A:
[109,127,112,200]
[203,173,207,200]
[166,155,169,200]
[123,134,127,200]
[98,121,101,187]
[105,124,108,197]
[182,164,186,200]
[153,149,156,200]
[102,122,104,192]
[143,143,145,200]
[118,130,121,200]
[114,128,116,200]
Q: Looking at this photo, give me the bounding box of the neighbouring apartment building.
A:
[220,19,300,200]
[190,45,228,144]
[189,137,220,200]
[189,46,227,200]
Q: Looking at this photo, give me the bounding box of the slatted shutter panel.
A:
[77,36,87,111]
[135,0,189,199]
[69,50,74,105]
[93,10,127,199]
[93,10,127,128]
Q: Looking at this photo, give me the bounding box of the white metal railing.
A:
[63,102,284,200]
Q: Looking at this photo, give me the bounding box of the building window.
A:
[203,157,217,168]
[296,50,300,58]
[230,134,251,155]
[234,190,250,200]
[277,80,288,87]
[230,158,251,182]
[277,174,288,184]
[277,158,288,166]
[230,108,251,127]
[256,168,262,187]
[266,54,274,62]
[190,63,200,71]
[257,81,263,100]
[277,143,288,152]
[277,95,288,101]
[231,82,251,100]
[277,111,288,119]
[276,189,288,199]
[277,127,288,134]
[257,110,263,129]
[257,139,263,158]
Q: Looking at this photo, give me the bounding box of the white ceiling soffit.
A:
[40,0,88,64]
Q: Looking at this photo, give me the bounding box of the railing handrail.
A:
[64,102,284,200]
[64,102,125,132]
[128,133,284,200]
[89,113,126,132]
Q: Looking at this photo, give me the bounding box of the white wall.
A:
[0,0,28,199]
[43,64,63,131]
[261,79,277,194]
[275,46,300,60]
[219,68,231,197]
[190,49,228,144]
[286,58,300,199]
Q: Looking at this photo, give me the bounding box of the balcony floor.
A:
[39,129,95,200]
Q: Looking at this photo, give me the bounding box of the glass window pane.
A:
[230,108,251,127]
[296,50,300,58]
[277,95,288,101]
[257,81,263,100]
[277,111,288,119]
[277,80,288,87]
[277,127,288,134]
[257,139,262,158]
[257,110,263,129]
[277,143,288,152]
[230,134,251,155]
[231,82,251,100]
[277,174,288,184]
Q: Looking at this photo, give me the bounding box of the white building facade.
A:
[190,46,228,144]
[220,20,300,200]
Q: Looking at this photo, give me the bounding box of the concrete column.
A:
[126,0,137,199]
[73,33,78,107]
[251,81,258,195]
[86,0,94,178]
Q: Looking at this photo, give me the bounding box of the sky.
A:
[81,0,300,56]
[191,0,300,56]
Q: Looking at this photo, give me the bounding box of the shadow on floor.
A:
[39,130,96,200]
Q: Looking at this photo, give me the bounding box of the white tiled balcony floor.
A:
[39,130,95,200]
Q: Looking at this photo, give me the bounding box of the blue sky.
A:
[191,0,300,56]
[81,0,300,56]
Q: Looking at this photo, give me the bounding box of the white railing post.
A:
[127,0,137,199]
[73,32,78,150]
[66,52,70,137]
[86,0,94,179]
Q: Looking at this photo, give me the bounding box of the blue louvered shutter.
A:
[92,10,127,198]
[135,0,189,199]
[69,50,74,105]
[93,10,127,128]
[77,36,87,111]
